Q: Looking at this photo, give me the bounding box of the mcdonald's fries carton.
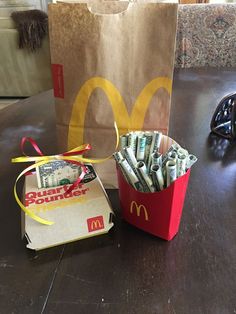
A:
[117,168,190,241]
[116,136,191,241]
[21,165,114,250]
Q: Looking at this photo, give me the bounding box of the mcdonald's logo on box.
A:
[130,201,149,221]
[87,215,104,232]
[116,135,191,241]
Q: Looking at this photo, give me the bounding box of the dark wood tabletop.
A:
[0,68,236,314]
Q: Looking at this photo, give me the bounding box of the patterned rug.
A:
[175,4,236,68]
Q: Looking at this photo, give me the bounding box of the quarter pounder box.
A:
[22,165,114,250]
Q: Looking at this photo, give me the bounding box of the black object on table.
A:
[211,92,236,139]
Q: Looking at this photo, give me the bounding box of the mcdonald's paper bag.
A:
[48,2,178,188]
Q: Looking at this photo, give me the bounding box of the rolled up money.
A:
[150,164,164,191]
[120,135,128,150]
[162,149,177,178]
[113,153,131,185]
[147,131,162,171]
[128,132,138,156]
[162,144,179,168]
[151,152,162,167]
[177,147,188,157]
[144,131,153,164]
[136,135,146,161]
[123,147,146,192]
[168,151,177,163]
[114,132,197,193]
[124,147,152,192]
[123,147,138,172]
[120,159,142,191]
[154,131,162,152]
[177,154,187,177]
[166,160,177,187]
[136,161,154,192]
[113,151,123,163]
[186,154,197,169]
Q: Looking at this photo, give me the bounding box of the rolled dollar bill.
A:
[113,151,123,163]
[119,159,142,191]
[168,151,177,163]
[150,164,164,191]
[113,152,130,182]
[186,154,197,169]
[147,131,162,171]
[117,131,197,193]
[124,147,151,192]
[128,132,138,156]
[123,147,146,192]
[151,152,162,167]
[177,147,188,157]
[113,156,131,185]
[155,131,162,152]
[123,147,138,168]
[120,135,128,150]
[151,131,162,153]
[177,154,187,177]
[166,160,177,187]
[136,135,146,161]
[144,131,153,164]
[114,152,135,187]
[172,143,181,150]
[162,149,176,179]
[136,161,154,192]
[162,144,179,168]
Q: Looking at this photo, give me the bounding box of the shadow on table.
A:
[207,133,236,166]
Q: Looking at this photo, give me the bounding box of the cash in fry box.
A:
[116,135,191,241]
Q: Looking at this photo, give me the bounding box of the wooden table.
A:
[1,68,236,314]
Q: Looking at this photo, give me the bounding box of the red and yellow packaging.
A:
[116,135,191,241]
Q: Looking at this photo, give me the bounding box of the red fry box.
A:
[116,135,191,241]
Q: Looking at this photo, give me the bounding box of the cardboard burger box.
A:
[21,165,114,250]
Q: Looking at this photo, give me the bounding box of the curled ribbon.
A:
[12,123,119,226]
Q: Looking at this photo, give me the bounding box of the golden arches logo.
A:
[91,219,102,230]
[130,201,149,221]
[68,76,172,149]
[87,215,104,232]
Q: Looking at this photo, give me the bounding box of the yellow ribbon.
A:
[12,123,119,226]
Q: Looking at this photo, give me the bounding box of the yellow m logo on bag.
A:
[68,77,172,149]
[130,201,149,221]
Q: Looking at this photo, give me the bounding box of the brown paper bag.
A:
[48,1,178,188]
